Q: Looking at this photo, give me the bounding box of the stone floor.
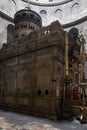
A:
[0,110,87,130]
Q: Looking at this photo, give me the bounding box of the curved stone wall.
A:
[0,0,17,17]
[28,0,87,26]
[0,0,87,50]
[23,0,87,52]
[0,0,87,26]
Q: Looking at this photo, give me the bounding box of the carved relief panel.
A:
[3,67,16,94]
[17,64,31,95]
[53,59,64,97]
[37,66,51,96]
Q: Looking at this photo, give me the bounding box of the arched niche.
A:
[18,69,30,90]
[4,68,16,93]
[7,24,14,43]
[54,9,63,21]
[37,67,51,96]
[40,10,47,24]
[71,3,79,19]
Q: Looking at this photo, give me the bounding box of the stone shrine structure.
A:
[0,8,65,119]
[0,8,87,122]
[14,8,42,39]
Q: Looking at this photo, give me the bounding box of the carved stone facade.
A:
[0,20,65,119]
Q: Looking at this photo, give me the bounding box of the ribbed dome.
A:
[14,8,42,39]
[14,9,42,27]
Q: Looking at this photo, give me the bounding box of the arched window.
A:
[25,7,31,10]
[7,24,14,42]
[40,10,47,15]
[45,90,49,96]
[21,24,27,28]
[38,89,41,96]
[72,3,79,9]
[40,10,47,24]
[54,9,63,21]
[71,3,79,19]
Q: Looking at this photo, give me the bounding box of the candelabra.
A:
[79,35,87,123]
[63,32,72,120]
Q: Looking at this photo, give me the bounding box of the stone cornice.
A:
[62,15,87,29]
[0,11,14,23]
[1,9,87,29]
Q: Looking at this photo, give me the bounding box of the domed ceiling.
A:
[22,0,72,5]
[30,0,68,3]
[31,0,63,2]
[21,0,87,27]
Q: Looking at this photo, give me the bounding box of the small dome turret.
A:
[14,8,42,39]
